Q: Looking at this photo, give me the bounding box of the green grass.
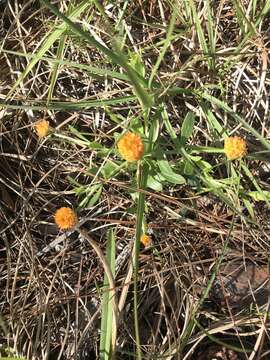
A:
[99,229,116,360]
[1,0,270,359]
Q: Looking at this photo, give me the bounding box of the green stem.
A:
[133,161,149,360]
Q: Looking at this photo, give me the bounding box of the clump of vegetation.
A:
[0,0,270,359]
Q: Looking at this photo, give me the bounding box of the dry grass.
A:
[0,1,270,359]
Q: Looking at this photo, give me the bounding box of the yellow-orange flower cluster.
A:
[54,207,77,230]
[224,136,247,160]
[140,234,152,247]
[34,119,50,138]
[117,132,144,162]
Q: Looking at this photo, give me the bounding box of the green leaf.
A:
[248,191,270,202]
[77,184,102,209]
[101,161,126,180]
[0,96,137,111]
[183,161,195,175]
[147,114,160,145]
[242,197,255,219]
[180,111,195,145]
[146,174,163,191]
[87,185,103,207]
[195,159,212,172]
[161,106,177,141]
[201,102,225,138]
[129,52,145,79]
[241,163,270,207]
[157,159,186,185]
[68,126,105,148]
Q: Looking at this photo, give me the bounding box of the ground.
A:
[0,1,270,359]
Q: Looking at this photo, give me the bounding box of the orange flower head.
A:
[224,136,247,160]
[34,119,50,138]
[54,207,77,230]
[117,132,144,162]
[140,234,152,247]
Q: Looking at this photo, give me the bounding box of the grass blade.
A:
[100,229,116,360]
[189,0,211,69]
[0,95,137,111]
[40,0,153,110]
[205,0,216,69]
[1,48,132,82]
[148,8,177,88]
[47,33,67,104]
[6,0,91,99]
